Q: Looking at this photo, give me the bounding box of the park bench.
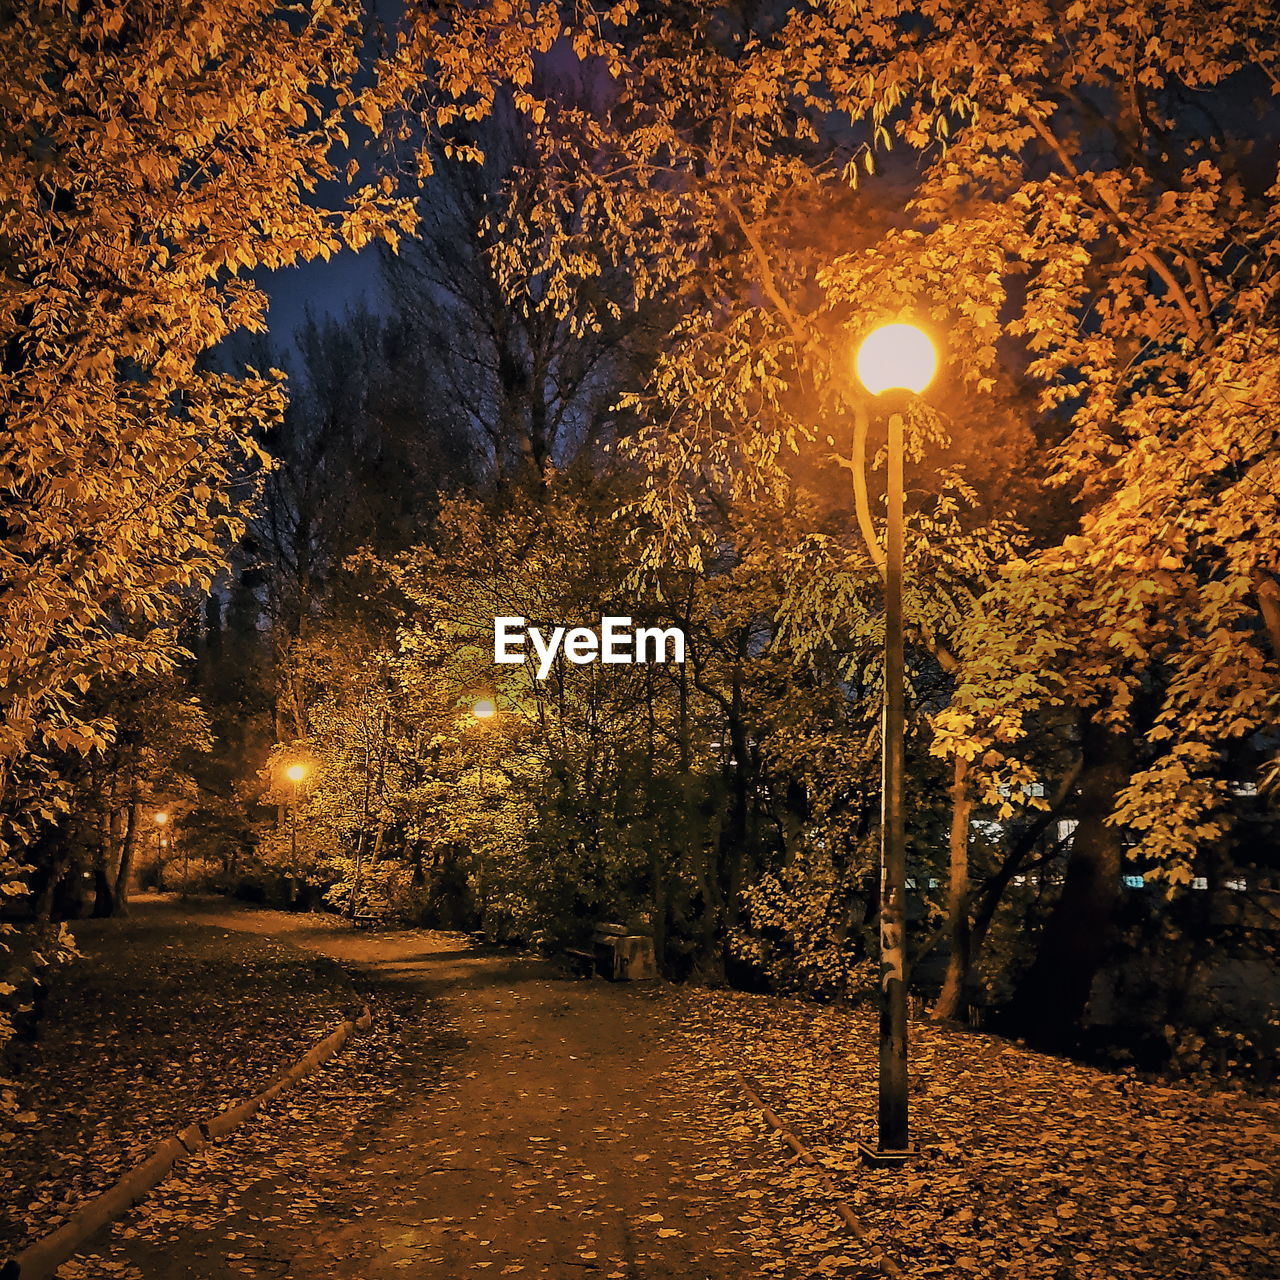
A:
[564,922,658,981]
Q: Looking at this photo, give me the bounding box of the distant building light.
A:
[1225,877,1248,892]
[997,781,1046,799]
[1012,875,1027,886]
[1123,875,1145,889]
[1191,876,1209,891]
[1229,780,1258,797]
[1057,819,1079,842]
[927,878,940,889]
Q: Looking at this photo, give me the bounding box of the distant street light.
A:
[854,320,937,1166]
[285,762,310,908]
[153,811,174,896]
[468,698,498,933]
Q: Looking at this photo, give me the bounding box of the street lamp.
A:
[468,699,497,931]
[285,762,309,908]
[153,811,172,895]
[855,323,937,398]
[854,320,936,1166]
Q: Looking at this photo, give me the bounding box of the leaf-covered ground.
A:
[4,901,1276,1280]
[0,910,361,1257]
[661,989,1280,1278]
[6,899,768,1279]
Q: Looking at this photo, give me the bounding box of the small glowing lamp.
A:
[472,698,496,721]
[154,811,169,825]
[285,763,308,783]
[855,323,937,396]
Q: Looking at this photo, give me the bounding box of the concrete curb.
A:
[736,1070,903,1278]
[2,1005,373,1280]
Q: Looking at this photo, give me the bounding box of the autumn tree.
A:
[381,79,657,494]
[266,480,895,981]
[514,1,1280,1046]
[0,0,570,1082]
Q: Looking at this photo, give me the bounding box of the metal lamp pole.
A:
[878,401,910,1156]
[154,811,171,896]
[285,763,308,909]
[853,323,937,1166]
[471,699,496,934]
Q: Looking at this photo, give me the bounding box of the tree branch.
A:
[1021,105,1213,345]
[722,196,808,348]
[1252,569,1280,662]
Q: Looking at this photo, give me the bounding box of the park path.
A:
[103,900,767,1280]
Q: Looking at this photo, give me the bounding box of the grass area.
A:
[1,908,360,1255]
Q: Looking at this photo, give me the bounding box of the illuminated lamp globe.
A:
[854,323,937,396]
[285,763,308,783]
[154,811,169,826]
[472,698,497,721]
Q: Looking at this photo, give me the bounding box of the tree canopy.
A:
[3,0,1278,1079]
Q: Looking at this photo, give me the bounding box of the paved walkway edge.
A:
[736,1070,903,1278]
[2,1005,373,1280]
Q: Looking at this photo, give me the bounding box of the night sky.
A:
[260,248,387,360]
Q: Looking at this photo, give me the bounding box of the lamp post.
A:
[154,811,171,895]
[285,762,308,908]
[469,698,497,931]
[471,700,496,803]
[853,321,937,1166]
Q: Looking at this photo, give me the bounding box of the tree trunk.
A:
[968,757,1083,962]
[712,651,753,975]
[932,756,972,1022]
[112,798,141,916]
[92,807,120,917]
[91,860,114,917]
[32,828,72,921]
[349,737,374,917]
[644,670,668,975]
[1252,569,1280,661]
[1007,716,1129,1049]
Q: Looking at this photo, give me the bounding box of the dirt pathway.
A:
[99,900,768,1280]
[23,898,1272,1279]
